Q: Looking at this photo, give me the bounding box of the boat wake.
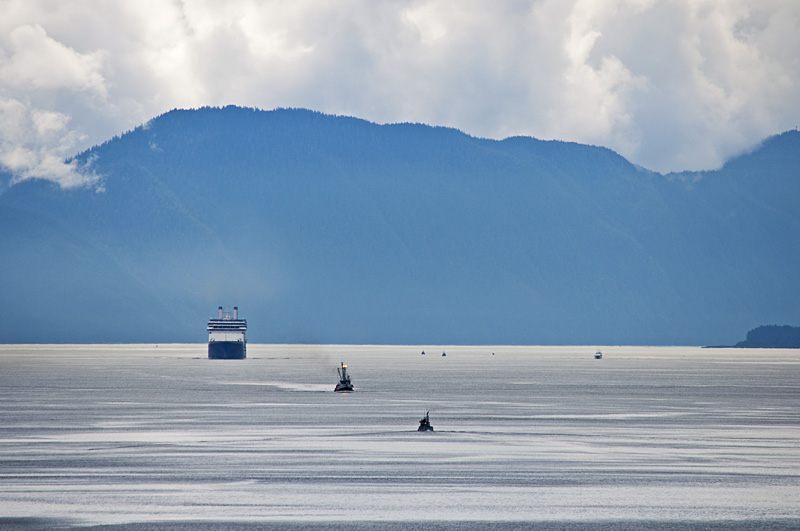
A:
[220,381,331,392]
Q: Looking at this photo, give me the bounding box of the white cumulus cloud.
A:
[1,24,108,96]
[0,97,95,188]
[0,0,799,187]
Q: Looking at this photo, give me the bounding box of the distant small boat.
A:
[418,411,434,431]
[421,350,425,355]
[594,350,603,359]
[442,352,446,357]
[334,362,354,392]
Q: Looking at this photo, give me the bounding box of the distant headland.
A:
[725,325,800,348]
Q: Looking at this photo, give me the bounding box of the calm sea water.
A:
[1,344,799,529]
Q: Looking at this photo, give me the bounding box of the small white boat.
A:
[594,350,603,359]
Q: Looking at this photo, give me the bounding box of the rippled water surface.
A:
[1,344,799,529]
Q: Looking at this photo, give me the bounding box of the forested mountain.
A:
[1,106,798,345]
[733,325,800,348]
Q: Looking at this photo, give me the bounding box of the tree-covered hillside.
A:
[1,106,798,345]
[734,325,800,348]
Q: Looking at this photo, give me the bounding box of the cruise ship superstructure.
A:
[207,306,247,359]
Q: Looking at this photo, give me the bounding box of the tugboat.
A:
[418,411,434,431]
[594,350,603,359]
[334,362,354,392]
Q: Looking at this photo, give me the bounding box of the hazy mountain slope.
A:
[672,131,800,333]
[0,203,175,342]
[1,107,798,344]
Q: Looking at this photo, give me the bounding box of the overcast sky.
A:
[1,0,799,188]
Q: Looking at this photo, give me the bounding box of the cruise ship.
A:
[207,306,247,359]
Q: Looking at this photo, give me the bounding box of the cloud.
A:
[0,20,107,188]
[0,97,97,188]
[0,0,799,186]
[1,24,108,96]
[572,0,800,170]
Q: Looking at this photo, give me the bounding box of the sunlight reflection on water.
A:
[0,344,799,529]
